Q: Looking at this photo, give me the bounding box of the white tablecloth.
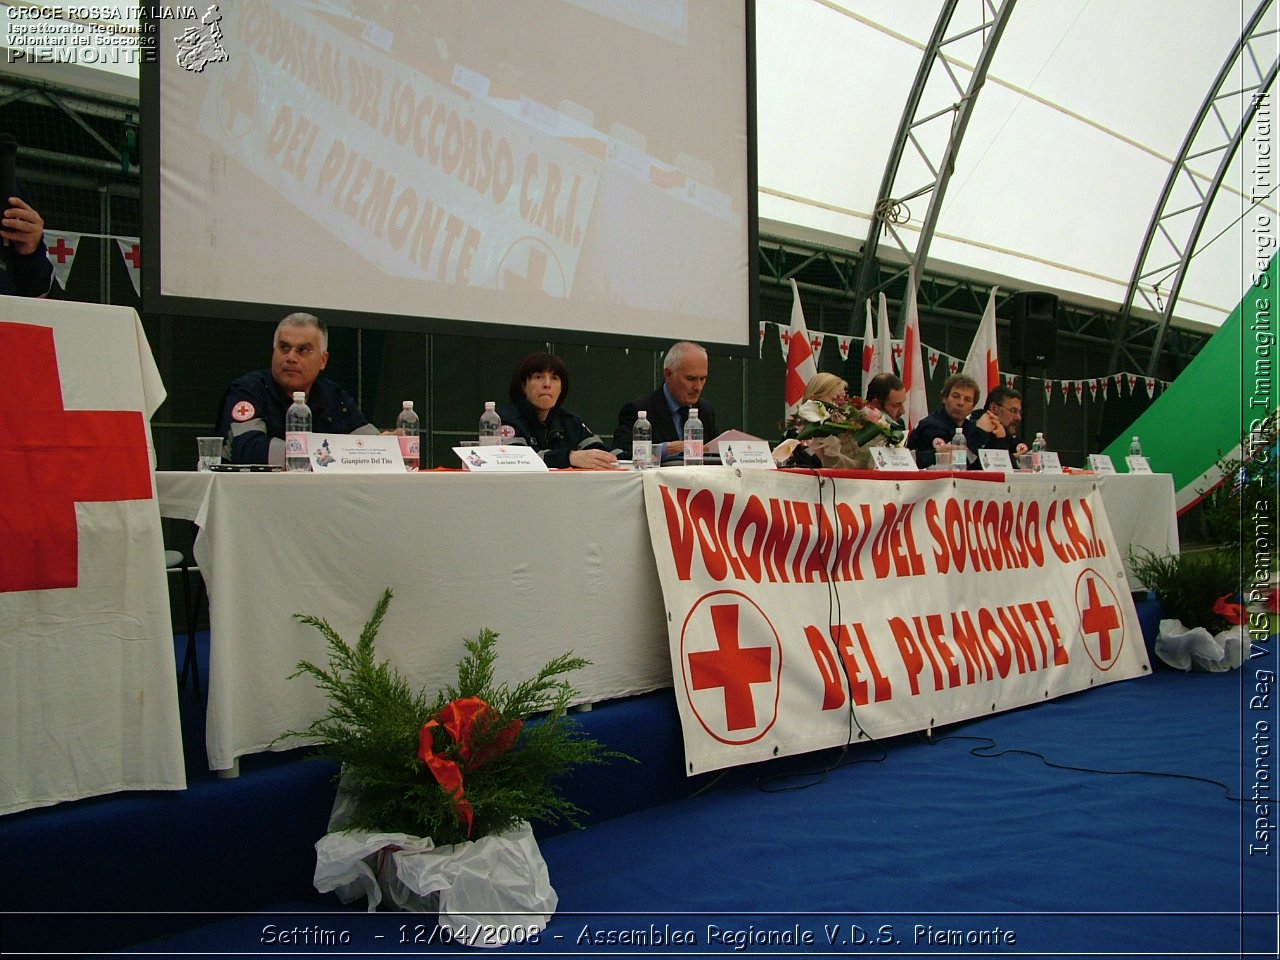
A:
[156,470,672,770]
[155,469,1179,771]
[1096,473,1180,589]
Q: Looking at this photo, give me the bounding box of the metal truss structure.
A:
[760,234,1208,372]
[0,65,1215,378]
[1109,0,1279,376]
[851,0,1017,310]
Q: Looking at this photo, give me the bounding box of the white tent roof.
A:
[756,0,1275,330]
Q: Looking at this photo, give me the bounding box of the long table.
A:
[156,469,1178,772]
[157,470,672,771]
[1035,472,1180,590]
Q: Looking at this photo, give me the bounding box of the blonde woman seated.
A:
[800,372,847,407]
[780,373,848,468]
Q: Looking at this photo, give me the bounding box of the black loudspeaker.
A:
[1011,291,1058,366]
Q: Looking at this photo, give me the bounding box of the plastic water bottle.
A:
[397,400,420,472]
[1129,436,1143,458]
[632,409,654,469]
[1031,432,1047,473]
[683,407,704,466]
[479,401,502,445]
[950,427,968,470]
[285,391,311,472]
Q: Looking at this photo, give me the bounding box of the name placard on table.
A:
[978,448,1014,471]
[870,446,919,471]
[1125,455,1153,474]
[1087,454,1118,474]
[452,444,549,472]
[717,440,776,470]
[1039,451,1064,474]
[309,434,406,473]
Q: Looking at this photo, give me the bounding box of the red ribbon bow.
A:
[1213,594,1245,626]
[417,696,522,837]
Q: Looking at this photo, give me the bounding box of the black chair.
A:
[164,547,207,698]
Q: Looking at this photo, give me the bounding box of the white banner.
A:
[642,469,1150,774]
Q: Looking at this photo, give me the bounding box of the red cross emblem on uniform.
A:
[231,400,255,422]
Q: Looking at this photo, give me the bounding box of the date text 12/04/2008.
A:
[398,922,540,946]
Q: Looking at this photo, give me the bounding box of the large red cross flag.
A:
[963,286,1001,401]
[900,267,929,431]
[876,292,893,379]
[0,299,185,814]
[783,278,817,416]
[860,298,876,396]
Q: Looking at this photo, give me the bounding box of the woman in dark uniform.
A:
[498,352,618,469]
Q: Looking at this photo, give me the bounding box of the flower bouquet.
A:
[773,396,905,469]
[287,589,618,944]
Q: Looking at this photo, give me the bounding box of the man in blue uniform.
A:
[215,312,378,465]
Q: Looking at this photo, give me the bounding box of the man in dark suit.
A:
[612,341,717,460]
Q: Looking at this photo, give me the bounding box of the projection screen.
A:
[142,0,756,348]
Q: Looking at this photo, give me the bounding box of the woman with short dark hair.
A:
[498,352,618,469]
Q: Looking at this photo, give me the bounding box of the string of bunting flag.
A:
[43,230,142,297]
[758,317,1169,404]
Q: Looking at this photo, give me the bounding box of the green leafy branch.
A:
[285,588,626,845]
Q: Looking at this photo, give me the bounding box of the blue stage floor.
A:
[1,616,1276,958]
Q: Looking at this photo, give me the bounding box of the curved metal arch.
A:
[851,0,1019,325]
[1109,0,1279,376]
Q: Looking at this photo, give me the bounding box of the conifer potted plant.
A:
[1129,547,1246,671]
[287,589,618,945]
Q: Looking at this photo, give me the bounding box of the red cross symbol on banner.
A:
[47,236,75,264]
[0,323,153,593]
[122,243,142,270]
[500,239,565,296]
[220,60,258,136]
[1075,568,1124,670]
[681,591,781,744]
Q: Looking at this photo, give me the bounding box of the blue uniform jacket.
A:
[216,369,371,464]
[497,397,606,469]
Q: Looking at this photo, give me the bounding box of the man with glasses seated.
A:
[973,385,1024,458]
[215,312,378,465]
